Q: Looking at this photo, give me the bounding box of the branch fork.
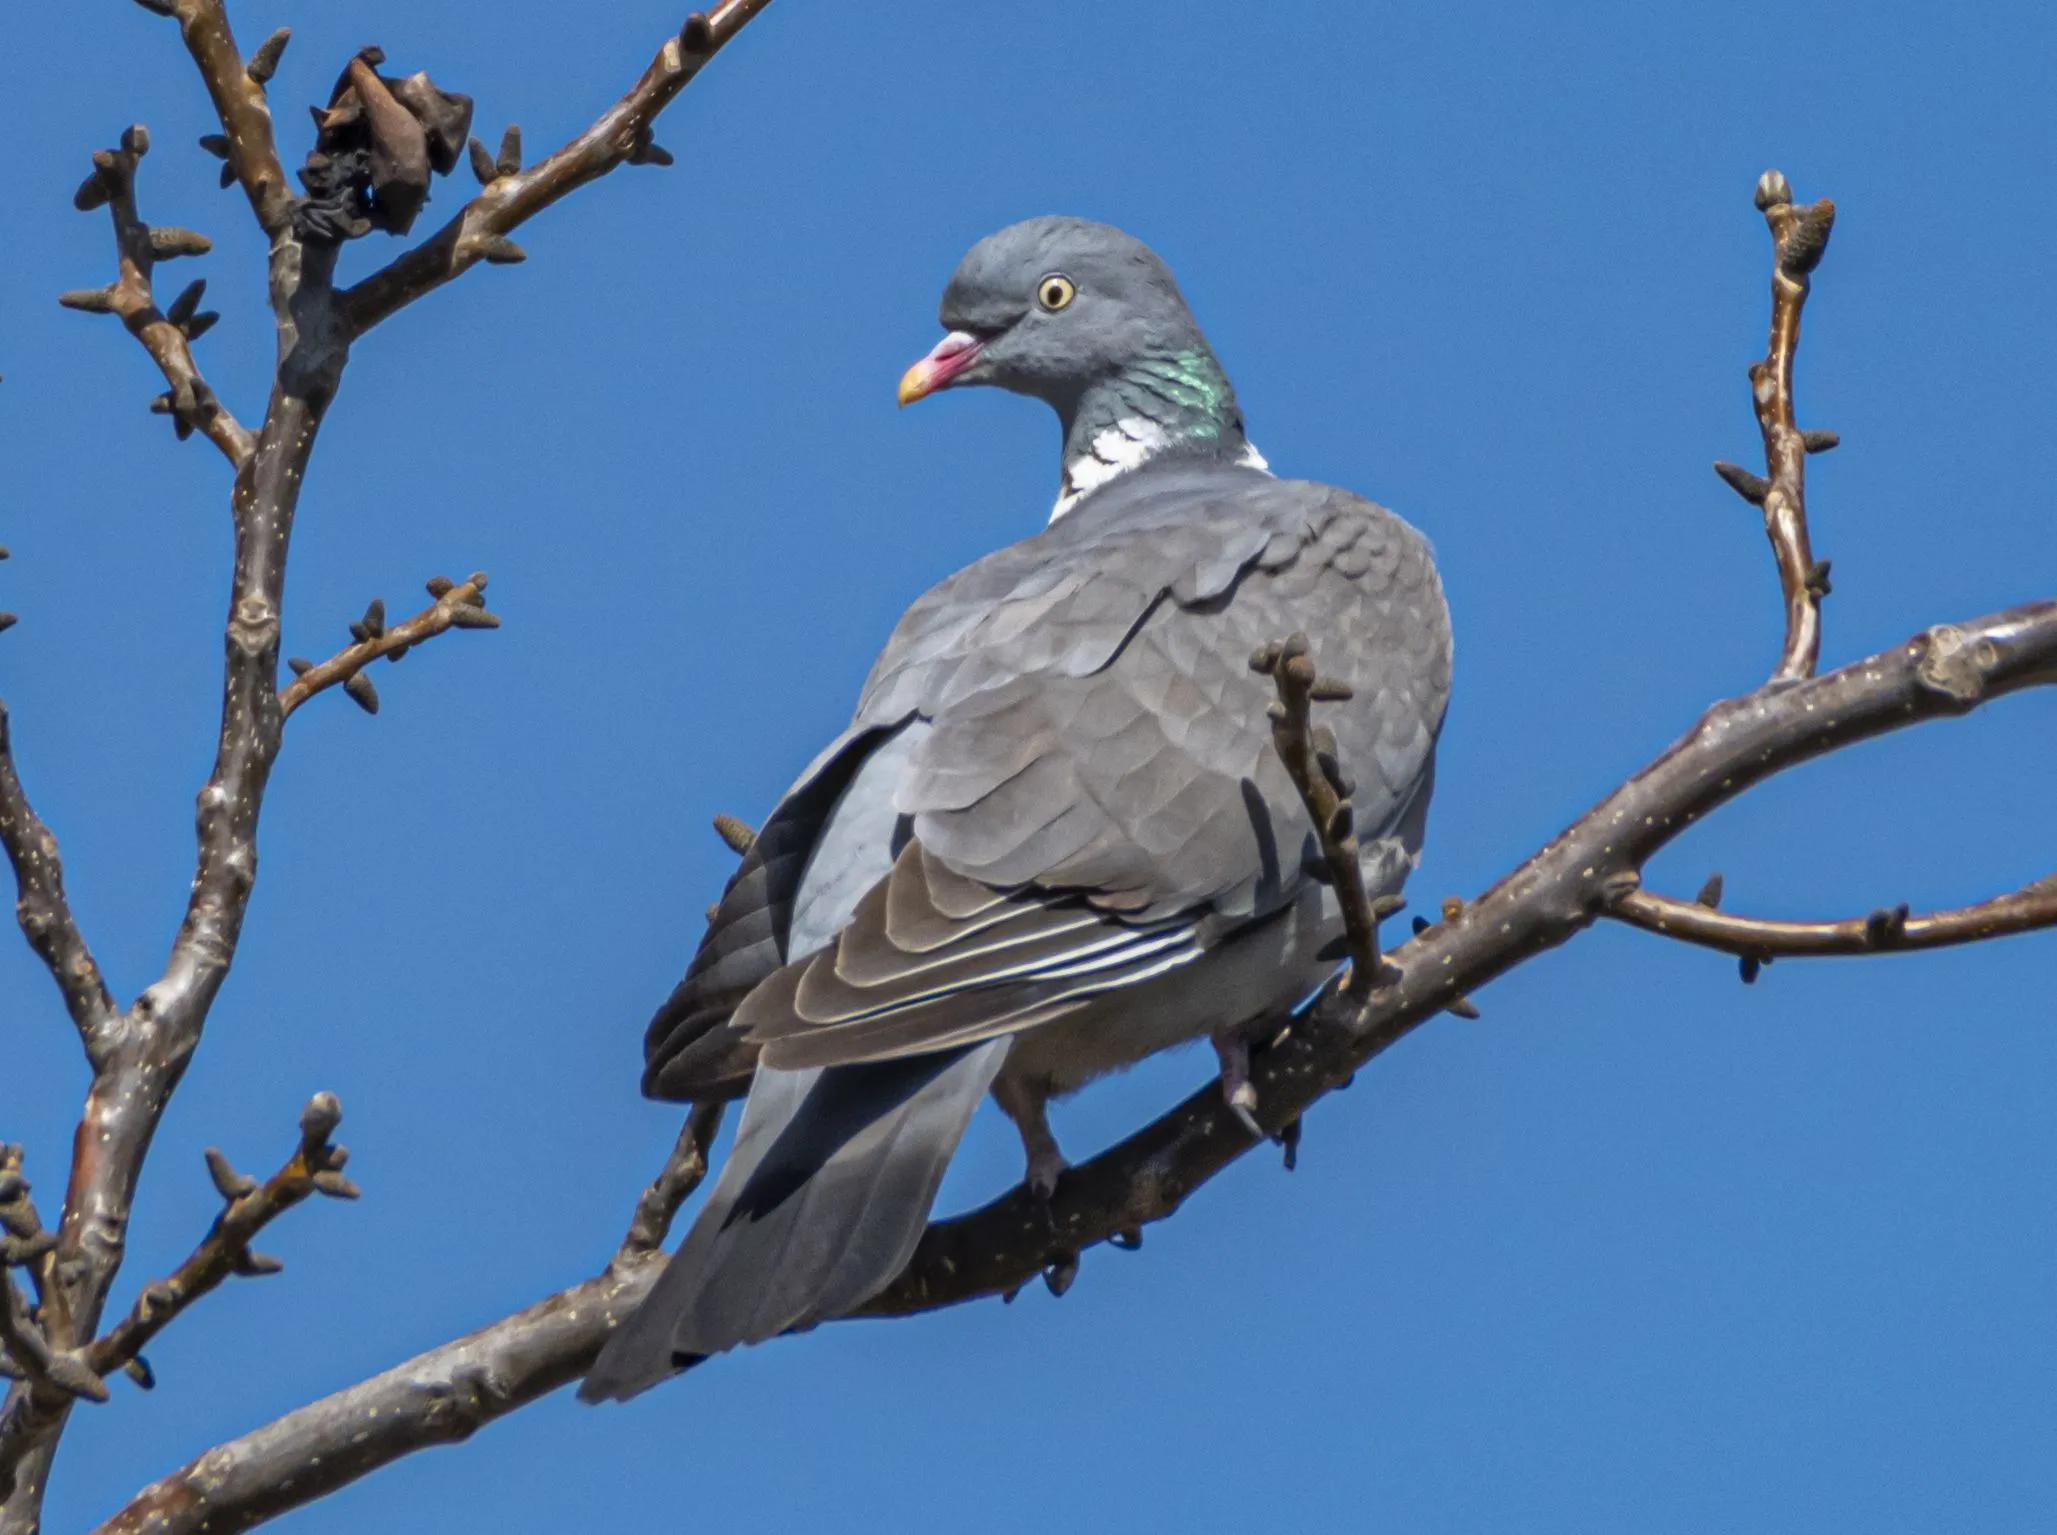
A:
[1621,174,2057,971]
[339,2,775,335]
[0,1151,101,1506]
[617,1102,725,1263]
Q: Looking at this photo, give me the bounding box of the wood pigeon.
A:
[581,217,1451,1401]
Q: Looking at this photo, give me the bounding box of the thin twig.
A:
[62,125,251,468]
[0,1149,54,1315]
[1249,633,1393,999]
[618,1102,724,1260]
[0,702,118,1056]
[1721,169,1836,682]
[165,1,294,239]
[339,0,778,337]
[1607,877,2057,960]
[86,1094,355,1382]
[0,1283,51,1402]
[279,577,498,720]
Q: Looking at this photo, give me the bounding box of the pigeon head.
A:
[900,218,1263,518]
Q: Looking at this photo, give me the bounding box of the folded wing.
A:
[644,463,1451,1099]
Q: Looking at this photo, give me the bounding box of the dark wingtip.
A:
[642,1055,757,1104]
[577,1340,708,1406]
[642,1016,761,1103]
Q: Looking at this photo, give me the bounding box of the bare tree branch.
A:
[0,324,328,1534]
[1607,876,2057,961]
[2,6,779,1522]
[86,595,2057,1534]
[84,1095,355,1385]
[0,1280,43,1393]
[0,1155,68,1407]
[866,601,2057,1313]
[279,576,498,720]
[61,124,251,467]
[0,704,118,1054]
[91,1276,639,1535]
[339,0,777,338]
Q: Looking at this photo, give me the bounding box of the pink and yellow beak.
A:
[898,330,985,406]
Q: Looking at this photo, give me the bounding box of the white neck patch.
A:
[1048,419,1272,523]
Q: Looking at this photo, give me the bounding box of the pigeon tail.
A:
[581,1038,1009,1402]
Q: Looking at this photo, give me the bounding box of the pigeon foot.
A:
[1025,1145,1069,1202]
[993,1074,1069,1200]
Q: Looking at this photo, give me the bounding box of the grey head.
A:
[899,217,1264,516]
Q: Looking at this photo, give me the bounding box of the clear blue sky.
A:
[5,1,2056,1529]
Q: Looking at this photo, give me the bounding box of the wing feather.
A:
[738,838,1203,1069]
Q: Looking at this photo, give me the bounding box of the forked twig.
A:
[279,577,498,719]
[60,124,250,467]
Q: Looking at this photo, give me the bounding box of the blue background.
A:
[4,1,2056,1529]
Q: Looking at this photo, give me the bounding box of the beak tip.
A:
[897,331,982,412]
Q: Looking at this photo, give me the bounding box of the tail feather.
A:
[581,1037,1008,1403]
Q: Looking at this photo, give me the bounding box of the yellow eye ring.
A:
[1036,274,1077,312]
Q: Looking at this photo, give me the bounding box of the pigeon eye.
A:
[1036,274,1077,312]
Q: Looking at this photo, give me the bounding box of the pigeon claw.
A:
[1228,1091,1264,1143]
[1212,1025,1264,1140]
